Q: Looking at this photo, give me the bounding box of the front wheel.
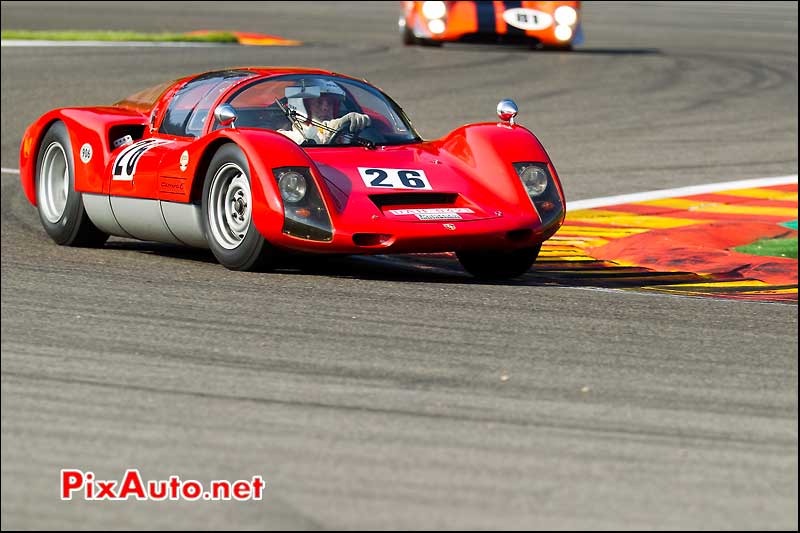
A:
[202,143,274,271]
[401,24,417,46]
[35,121,108,246]
[456,244,541,280]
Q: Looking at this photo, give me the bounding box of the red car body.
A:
[401,1,583,48]
[19,67,565,277]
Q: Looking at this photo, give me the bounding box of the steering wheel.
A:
[327,124,351,145]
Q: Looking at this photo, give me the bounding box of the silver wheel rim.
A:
[207,162,251,250]
[38,141,70,223]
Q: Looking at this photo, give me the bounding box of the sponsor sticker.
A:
[388,208,474,216]
[388,207,473,220]
[416,213,462,220]
[159,177,186,195]
[79,143,93,164]
[179,150,189,172]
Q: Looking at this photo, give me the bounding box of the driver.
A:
[278,79,371,145]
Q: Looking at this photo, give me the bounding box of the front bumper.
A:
[262,208,564,255]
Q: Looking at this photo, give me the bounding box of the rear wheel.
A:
[456,244,541,280]
[35,121,108,246]
[202,143,274,271]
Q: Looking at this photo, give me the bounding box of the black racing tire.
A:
[542,43,574,52]
[456,244,542,280]
[201,143,275,271]
[402,24,418,46]
[418,37,444,47]
[35,121,108,247]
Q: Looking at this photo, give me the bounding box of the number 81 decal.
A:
[358,167,432,190]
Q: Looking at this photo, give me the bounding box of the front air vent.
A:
[370,193,458,209]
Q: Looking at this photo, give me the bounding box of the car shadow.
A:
[104,239,709,289]
[567,47,662,56]
[429,41,662,56]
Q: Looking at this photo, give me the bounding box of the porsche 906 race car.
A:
[400,1,583,49]
[19,67,565,279]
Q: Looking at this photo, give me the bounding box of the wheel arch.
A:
[20,115,66,206]
[190,137,237,204]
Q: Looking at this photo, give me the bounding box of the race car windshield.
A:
[220,74,421,147]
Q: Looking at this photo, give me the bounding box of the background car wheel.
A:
[418,37,443,47]
[401,24,418,46]
[35,121,108,247]
[456,244,541,280]
[202,143,274,271]
[543,43,574,52]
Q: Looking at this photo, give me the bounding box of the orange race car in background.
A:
[400,1,583,49]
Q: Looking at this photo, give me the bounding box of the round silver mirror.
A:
[497,99,518,125]
[214,104,238,129]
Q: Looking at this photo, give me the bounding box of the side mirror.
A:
[496,99,518,125]
[214,104,238,129]
[149,108,159,132]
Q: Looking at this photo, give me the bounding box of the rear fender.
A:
[19,107,148,205]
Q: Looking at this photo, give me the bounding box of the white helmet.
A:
[287,78,346,121]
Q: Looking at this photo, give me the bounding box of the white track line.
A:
[1,40,232,48]
[1,167,20,175]
[567,175,798,211]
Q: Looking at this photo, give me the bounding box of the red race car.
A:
[19,67,565,279]
[400,1,583,49]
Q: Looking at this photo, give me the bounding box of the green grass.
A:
[735,236,798,259]
[1,30,238,43]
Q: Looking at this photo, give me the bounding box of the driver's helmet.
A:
[287,78,347,123]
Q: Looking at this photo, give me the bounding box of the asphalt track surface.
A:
[1,1,797,529]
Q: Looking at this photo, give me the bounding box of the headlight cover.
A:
[278,171,307,203]
[273,167,332,241]
[513,162,563,228]
[518,164,549,197]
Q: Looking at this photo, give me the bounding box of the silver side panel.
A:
[84,193,208,248]
[160,201,209,249]
[109,196,182,245]
[82,193,131,238]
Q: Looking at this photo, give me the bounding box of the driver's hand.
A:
[326,112,371,133]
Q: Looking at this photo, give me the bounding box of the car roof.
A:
[115,67,370,114]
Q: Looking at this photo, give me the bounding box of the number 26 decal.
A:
[357,168,432,190]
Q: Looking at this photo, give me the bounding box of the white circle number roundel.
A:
[79,143,93,164]
[503,8,553,31]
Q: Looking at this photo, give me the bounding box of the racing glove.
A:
[325,112,372,133]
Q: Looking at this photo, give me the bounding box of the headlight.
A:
[422,1,447,20]
[554,25,573,42]
[518,165,549,197]
[513,162,564,228]
[273,167,332,241]
[277,170,307,203]
[428,19,446,34]
[554,5,577,26]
